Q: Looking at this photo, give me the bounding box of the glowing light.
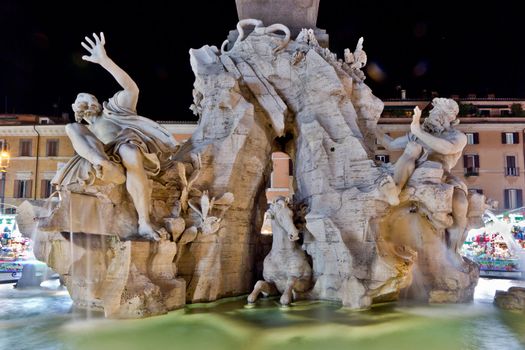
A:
[0,150,9,170]
[366,62,386,82]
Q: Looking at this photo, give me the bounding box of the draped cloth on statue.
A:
[52,91,178,189]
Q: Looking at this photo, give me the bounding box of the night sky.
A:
[1,0,525,121]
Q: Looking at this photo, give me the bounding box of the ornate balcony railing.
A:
[505,167,520,176]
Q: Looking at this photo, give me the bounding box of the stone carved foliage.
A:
[166,153,235,247]
[188,191,235,236]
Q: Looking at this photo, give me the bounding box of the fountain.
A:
[15,0,488,320]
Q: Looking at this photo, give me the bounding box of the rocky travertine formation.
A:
[201,22,480,308]
[494,287,525,310]
[17,19,482,318]
[186,24,416,309]
[16,161,234,318]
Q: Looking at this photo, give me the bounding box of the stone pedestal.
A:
[236,0,319,34]
[234,0,328,46]
[28,228,185,319]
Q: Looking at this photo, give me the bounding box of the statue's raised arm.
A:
[81,32,139,112]
[410,103,467,155]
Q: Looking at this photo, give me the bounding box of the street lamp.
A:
[0,149,10,215]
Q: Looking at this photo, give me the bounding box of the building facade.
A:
[2,96,525,214]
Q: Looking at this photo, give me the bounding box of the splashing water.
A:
[484,210,525,271]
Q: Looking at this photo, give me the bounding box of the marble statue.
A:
[375,98,471,260]
[248,197,312,305]
[54,32,178,240]
[17,10,482,317]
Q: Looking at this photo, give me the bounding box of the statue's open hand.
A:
[410,106,422,134]
[81,32,107,64]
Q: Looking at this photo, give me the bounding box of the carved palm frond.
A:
[201,191,210,220]
[188,200,203,219]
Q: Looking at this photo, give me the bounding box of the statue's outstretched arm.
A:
[375,130,409,151]
[410,107,467,154]
[81,32,139,111]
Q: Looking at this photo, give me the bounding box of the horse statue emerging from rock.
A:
[248,197,312,305]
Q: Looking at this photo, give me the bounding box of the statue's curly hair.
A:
[423,98,460,133]
[72,93,102,122]
[431,98,459,122]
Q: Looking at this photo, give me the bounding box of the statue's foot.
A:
[280,293,291,306]
[247,293,257,304]
[139,222,161,241]
[95,160,126,185]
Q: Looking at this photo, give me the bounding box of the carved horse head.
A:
[268,196,299,241]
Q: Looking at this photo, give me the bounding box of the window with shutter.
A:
[502,132,519,144]
[505,155,519,176]
[19,140,32,156]
[504,189,522,209]
[14,179,32,198]
[46,139,59,157]
[463,154,479,175]
[466,133,479,145]
[41,179,53,198]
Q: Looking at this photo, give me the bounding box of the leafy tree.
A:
[511,103,524,117]
[458,102,478,117]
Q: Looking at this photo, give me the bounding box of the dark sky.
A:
[1,0,525,121]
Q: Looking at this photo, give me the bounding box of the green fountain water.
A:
[1,278,524,350]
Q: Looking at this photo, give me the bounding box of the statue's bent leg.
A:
[247,280,277,303]
[65,123,125,184]
[119,143,158,240]
[280,277,298,305]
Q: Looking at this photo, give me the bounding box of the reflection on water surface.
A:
[1,278,525,350]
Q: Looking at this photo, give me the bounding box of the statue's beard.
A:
[422,118,444,134]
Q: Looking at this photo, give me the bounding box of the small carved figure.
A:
[248,197,312,306]
[350,37,367,69]
[343,37,367,82]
